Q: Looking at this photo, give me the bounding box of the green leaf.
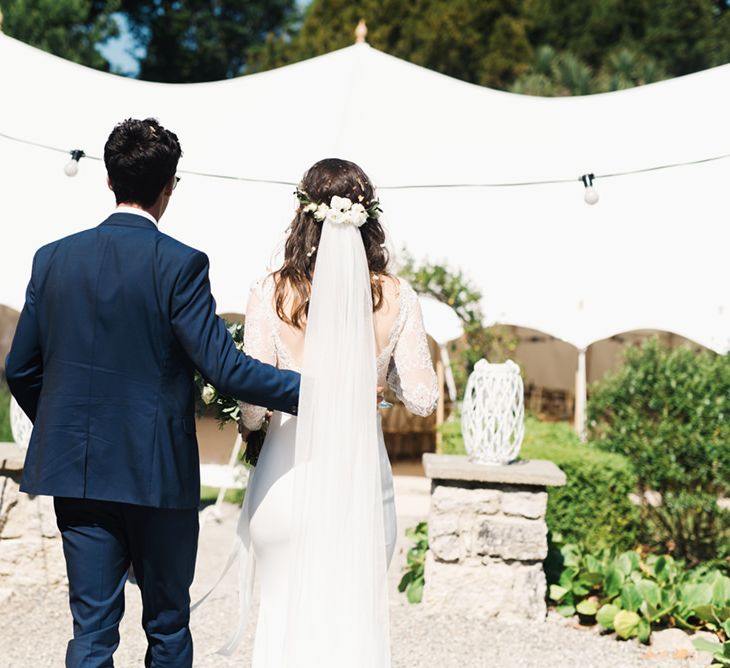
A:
[549,584,569,602]
[605,566,625,597]
[693,637,722,654]
[682,583,713,611]
[559,567,578,588]
[597,604,620,630]
[637,579,661,608]
[614,610,641,639]
[617,551,640,575]
[572,578,592,597]
[406,578,424,604]
[637,617,652,644]
[398,571,413,593]
[556,603,576,617]
[712,577,730,607]
[577,599,599,616]
[620,583,643,613]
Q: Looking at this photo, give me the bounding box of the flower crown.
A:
[296,188,382,228]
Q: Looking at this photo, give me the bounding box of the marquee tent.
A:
[2,30,730,432]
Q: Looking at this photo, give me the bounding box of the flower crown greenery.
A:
[295,188,382,228]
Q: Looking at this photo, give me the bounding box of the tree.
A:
[120,0,298,82]
[1,0,120,70]
[246,0,534,88]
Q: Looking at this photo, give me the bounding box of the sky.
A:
[96,13,144,77]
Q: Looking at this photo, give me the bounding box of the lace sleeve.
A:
[240,279,276,430]
[387,284,439,417]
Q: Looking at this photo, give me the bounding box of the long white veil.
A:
[283,217,391,666]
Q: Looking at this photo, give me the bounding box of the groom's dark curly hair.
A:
[104,118,182,208]
[274,158,390,329]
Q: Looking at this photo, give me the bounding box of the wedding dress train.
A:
[238,273,438,667]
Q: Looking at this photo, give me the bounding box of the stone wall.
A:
[0,449,65,604]
[422,454,566,623]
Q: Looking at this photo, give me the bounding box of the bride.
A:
[227,158,438,667]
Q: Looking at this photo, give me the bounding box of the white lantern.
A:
[461,359,525,465]
[10,396,33,453]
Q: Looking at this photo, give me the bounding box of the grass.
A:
[0,380,11,441]
[200,485,244,506]
[441,413,582,458]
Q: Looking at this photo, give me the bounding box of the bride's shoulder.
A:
[376,275,418,313]
[249,273,277,297]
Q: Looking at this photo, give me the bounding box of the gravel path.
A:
[0,478,710,667]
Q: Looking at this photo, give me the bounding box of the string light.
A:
[64,149,85,177]
[1,129,729,196]
[581,173,599,205]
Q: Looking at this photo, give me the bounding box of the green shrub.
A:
[440,415,640,550]
[588,338,730,563]
[0,379,11,442]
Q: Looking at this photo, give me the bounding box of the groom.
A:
[5,117,300,667]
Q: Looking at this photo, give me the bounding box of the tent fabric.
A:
[1,33,729,352]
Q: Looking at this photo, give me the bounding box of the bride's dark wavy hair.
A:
[273,158,390,329]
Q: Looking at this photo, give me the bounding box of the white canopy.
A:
[2,32,729,354]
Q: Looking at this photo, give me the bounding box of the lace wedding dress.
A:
[233,272,437,667]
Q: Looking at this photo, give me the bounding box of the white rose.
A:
[330,196,352,213]
[303,202,318,213]
[349,203,368,227]
[201,384,217,405]
[326,209,346,225]
[314,203,329,221]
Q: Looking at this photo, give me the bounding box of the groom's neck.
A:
[116,200,163,224]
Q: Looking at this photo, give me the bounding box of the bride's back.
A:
[267,273,405,377]
[242,157,438,420]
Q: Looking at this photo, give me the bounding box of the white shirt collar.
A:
[113,205,158,226]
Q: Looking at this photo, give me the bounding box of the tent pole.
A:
[574,347,588,442]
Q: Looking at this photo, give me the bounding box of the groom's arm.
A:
[6,272,44,422]
[171,250,299,415]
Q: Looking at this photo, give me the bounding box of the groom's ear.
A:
[162,176,175,197]
[106,176,114,192]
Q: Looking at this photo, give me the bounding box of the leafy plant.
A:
[588,338,730,564]
[398,521,428,604]
[194,321,244,426]
[693,631,730,667]
[0,379,12,442]
[399,254,516,395]
[548,540,730,645]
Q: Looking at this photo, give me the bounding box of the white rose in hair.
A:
[326,209,346,225]
[330,196,352,213]
[304,203,318,213]
[314,203,329,221]
[349,203,368,227]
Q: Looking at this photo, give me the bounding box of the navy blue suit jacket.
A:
[5,212,300,509]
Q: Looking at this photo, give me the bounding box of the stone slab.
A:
[423,454,566,487]
[0,442,24,470]
[423,552,547,621]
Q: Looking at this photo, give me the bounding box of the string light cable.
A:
[1,129,730,204]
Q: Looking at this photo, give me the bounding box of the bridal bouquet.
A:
[194,321,268,466]
[195,321,244,426]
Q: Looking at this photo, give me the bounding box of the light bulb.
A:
[64,149,85,177]
[64,159,79,177]
[580,173,599,205]
[584,186,599,205]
